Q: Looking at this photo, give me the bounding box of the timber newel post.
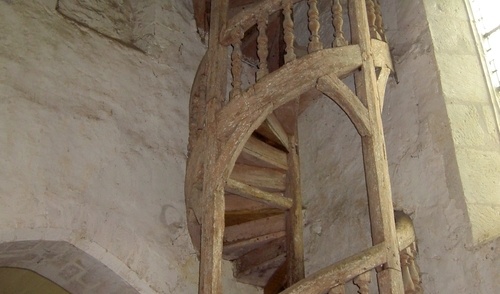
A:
[199,0,229,293]
[349,0,404,292]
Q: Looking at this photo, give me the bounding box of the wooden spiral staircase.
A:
[185,0,423,293]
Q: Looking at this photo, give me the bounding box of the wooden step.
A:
[224,214,285,243]
[235,253,287,287]
[226,179,292,210]
[255,113,290,151]
[230,164,286,192]
[235,237,286,275]
[223,231,286,260]
[225,194,273,211]
[239,136,288,170]
[225,208,283,227]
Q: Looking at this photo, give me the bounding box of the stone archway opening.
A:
[0,240,139,294]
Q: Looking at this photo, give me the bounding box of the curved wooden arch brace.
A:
[186,42,394,254]
[205,47,363,212]
[187,46,361,227]
[316,73,372,137]
[218,45,362,139]
[376,66,391,110]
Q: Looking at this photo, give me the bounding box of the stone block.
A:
[447,103,488,147]
[467,203,500,245]
[58,264,82,280]
[438,54,490,104]
[456,148,500,206]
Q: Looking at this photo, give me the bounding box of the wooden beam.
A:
[225,208,283,227]
[256,112,291,150]
[198,0,229,292]
[226,178,293,210]
[223,232,286,260]
[377,66,391,110]
[217,46,363,142]
[316,74,371,137]
[371,38,394,70]
[230,164,286,191]
[224,214,285,243]
[241,136,288,170]
[349,0,403,292]
[280,243,386,294]
[284,101,305,287]
[225,193,272,211]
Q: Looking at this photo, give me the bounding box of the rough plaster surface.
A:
[299,94,373,293]
[0,1,259,293]
[299,0,499,293]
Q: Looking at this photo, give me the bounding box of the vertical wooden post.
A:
[199,0,229,293]
[257,15,269,81]
[349,0,404,293]
[285,100,305,286]
[283,0,296,63]
[230,32,243,99]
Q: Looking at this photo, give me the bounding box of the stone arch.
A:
[0,240,139,293]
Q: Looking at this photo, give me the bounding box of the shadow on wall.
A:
[0,240,138,293]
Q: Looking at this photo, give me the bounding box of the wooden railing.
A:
[190,0,411,292]
[220,0,387,101]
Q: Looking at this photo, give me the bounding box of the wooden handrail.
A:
[279,243,387,294]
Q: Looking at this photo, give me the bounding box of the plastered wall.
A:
[0,1,260,293]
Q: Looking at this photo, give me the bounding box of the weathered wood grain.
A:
[230,164,287,191]
[280,243,386,294]
[226,178,292,210]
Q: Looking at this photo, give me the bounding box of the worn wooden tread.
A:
[230,164,286,192]
[241,136,288,170]
[226,178,292,210]
[224,214,285,243]
[235,237,286,274]
[225,208,283,227]
[255,113,290,151]
[223,231,286,260]
[235,253,287,287]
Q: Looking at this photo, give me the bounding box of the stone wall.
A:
[299,0,499,293]
[0,1,259,293]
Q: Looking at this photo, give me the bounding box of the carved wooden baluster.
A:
[329,284,345,294]
[365,0,378,39]
[256,15,269,81]
[282,0,296,63]
[353,271,371,294]
[373,0,386,41]
[307,0,322,53]
[332,0,347,46]
[230,29,244,99]
[401,247,416,293]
